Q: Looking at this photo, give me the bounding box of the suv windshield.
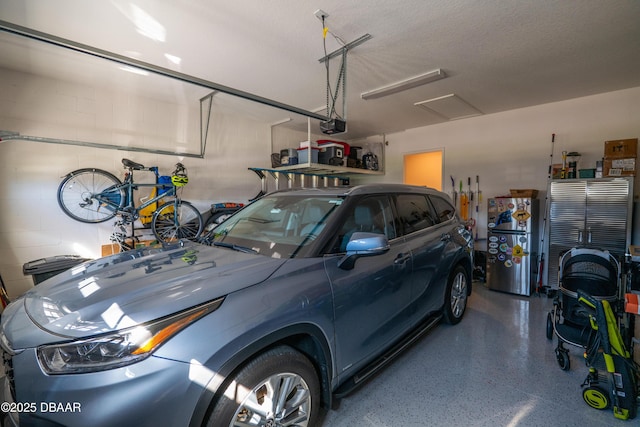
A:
[209,194,345,258]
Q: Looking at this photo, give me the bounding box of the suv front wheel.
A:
[206,345,320,427]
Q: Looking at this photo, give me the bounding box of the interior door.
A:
[403,150,443,190]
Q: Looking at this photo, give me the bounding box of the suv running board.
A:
[334,313,443,398]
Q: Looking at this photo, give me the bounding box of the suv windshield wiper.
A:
[212,241,257,254]
[245,217,278,224]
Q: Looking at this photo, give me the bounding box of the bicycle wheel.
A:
[152,200,203,243]
[203,210,237,232]
[57,168,125,223]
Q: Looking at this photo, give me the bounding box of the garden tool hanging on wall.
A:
[450,176,457,208]
[459,180,468,221]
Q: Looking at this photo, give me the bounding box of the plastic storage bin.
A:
[297,147,319,164]
[280,148,298,166]
[579,169,596,178]
[23,255,91,285]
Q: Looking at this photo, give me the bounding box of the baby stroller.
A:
[577,289,638,420]
[546,247,621,371]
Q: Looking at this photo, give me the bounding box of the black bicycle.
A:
[57,159,203,243]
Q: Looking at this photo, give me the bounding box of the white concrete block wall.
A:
[0,70,271,300]
[354,87,640,286]
[1,65,639,297]
[371,87,640,244]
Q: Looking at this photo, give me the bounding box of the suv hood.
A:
[11,242,285,346]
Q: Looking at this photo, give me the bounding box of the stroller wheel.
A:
[555,348,570,370]
[546,312,553,340]
[583,386,610,410]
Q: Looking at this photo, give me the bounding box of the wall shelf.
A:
[273,163,384,176]
[249,164,382,200]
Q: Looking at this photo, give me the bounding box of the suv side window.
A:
[429,195,457,223]
[395,194,437,235]
[327,195,396,253]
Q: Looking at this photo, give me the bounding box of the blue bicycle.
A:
[57,159,203,243]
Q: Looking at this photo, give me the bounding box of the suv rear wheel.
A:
[443,265,469,324]
[206,345,320,427]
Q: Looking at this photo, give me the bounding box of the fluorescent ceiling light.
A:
[361,69,446,100]
[414,93,482,120]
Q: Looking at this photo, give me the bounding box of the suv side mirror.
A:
[338,232,390,270]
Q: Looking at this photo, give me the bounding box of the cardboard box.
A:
[628,245,640,263]
[509,189,538,198]
[101,243,120,257]
[604,138,638,159]
[603,158,636,177]
[101,240,160,256]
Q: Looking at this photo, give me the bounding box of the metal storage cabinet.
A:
[546,177,633,288]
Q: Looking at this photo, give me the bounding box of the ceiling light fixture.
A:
[361,69,446,100]
[414,93,483,120]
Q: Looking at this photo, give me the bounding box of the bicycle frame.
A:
[96,167,176,218]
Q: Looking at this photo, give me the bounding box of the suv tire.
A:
[206,345,320,426]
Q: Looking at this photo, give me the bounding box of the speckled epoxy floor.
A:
[320,282,634,426]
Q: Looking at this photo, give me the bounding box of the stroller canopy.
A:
[560,248,618,297]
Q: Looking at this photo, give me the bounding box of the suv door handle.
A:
[441,233,451,241]
[394,253,411,265]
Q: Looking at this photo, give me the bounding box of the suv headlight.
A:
[37,298,223,374]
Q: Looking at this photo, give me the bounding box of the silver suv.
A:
[0,184,473,426]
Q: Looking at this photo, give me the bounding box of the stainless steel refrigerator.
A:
[486,197,539,296]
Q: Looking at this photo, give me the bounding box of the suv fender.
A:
[188,322,334,426]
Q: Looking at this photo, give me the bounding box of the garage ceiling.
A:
[1,0,639,140]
